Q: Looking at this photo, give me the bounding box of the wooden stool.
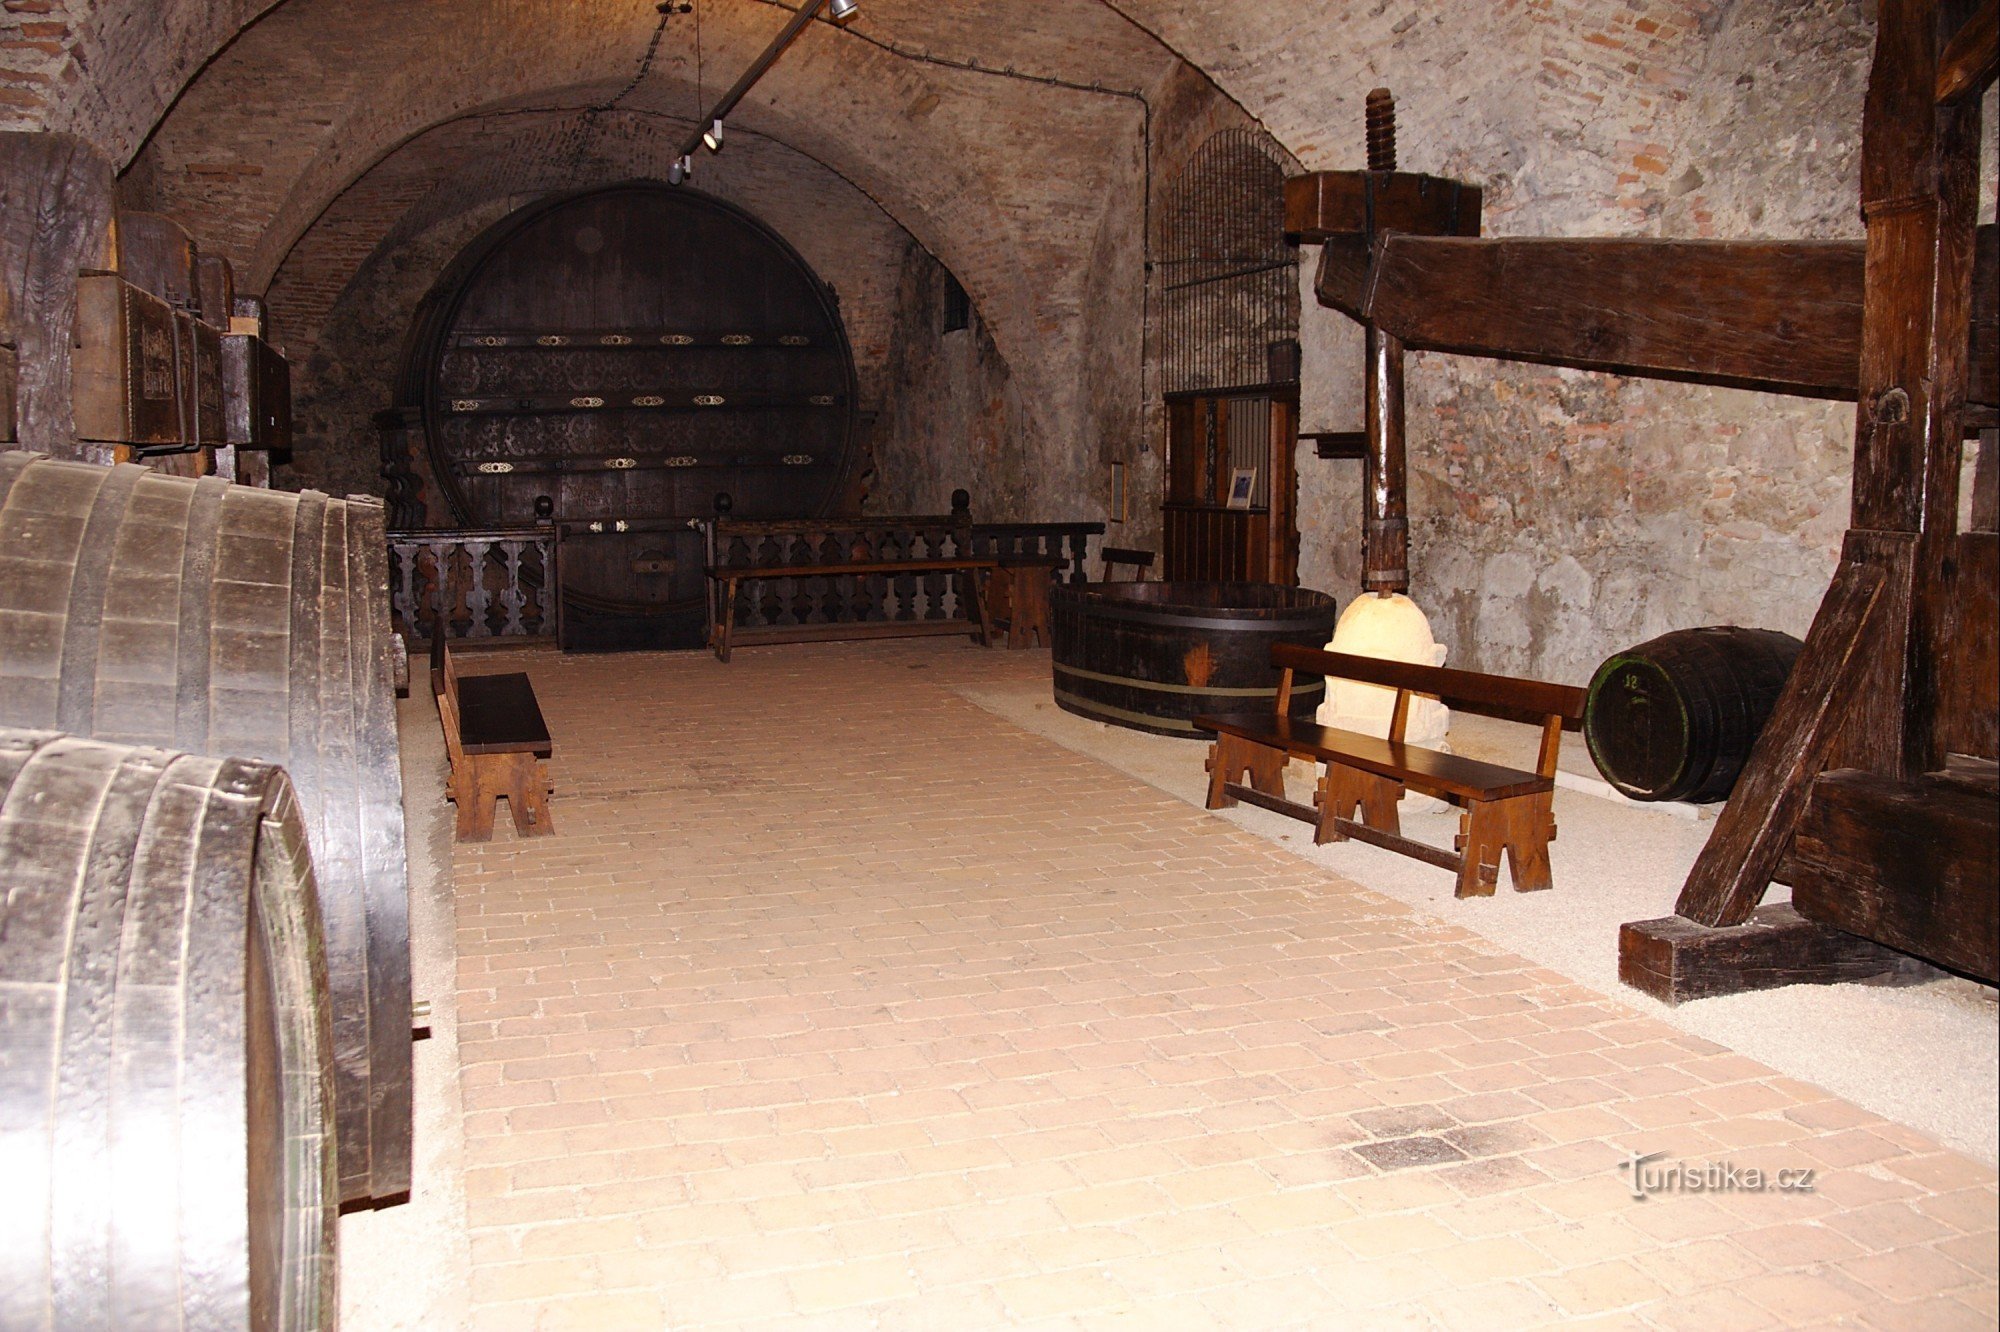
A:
[992,556,1062,648]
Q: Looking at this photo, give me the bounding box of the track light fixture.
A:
[670,0,859,178]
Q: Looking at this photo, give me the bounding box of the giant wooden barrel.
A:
[1584,626,1804,803]
[1050,581,1339,737]
[0,730,336,1331]
[401,183,861,649]
[0,451,410,1202]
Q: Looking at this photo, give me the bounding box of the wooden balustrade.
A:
[388,528,556,643]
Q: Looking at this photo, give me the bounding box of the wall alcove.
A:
[394,181,862,649]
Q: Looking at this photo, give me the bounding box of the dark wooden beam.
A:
[1363,327,1408,593]
[1672,548,1892,928]
[1792,765,2000,982]
[1619,903,1928,1005]
[1935,0,1997,103]
[1284,171,1482,245]
[1317,235,1867,399]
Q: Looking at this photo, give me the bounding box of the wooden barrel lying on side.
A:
[0,451,410,1203]
[1049,581,1339,737]
[1584,626,1804,803]
[0,730,336,1331]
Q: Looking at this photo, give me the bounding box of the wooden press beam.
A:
[1934,0,1997,103]
[1316,236,1868,399]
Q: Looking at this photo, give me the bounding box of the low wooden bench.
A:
[1195,643,1587,896]
[432,637,556,841]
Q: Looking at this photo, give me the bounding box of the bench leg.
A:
[503,753,557,838]
[1500,791,1555,892]
[1205,734,1284,809]
[1316,764,1403,845]
[1454,800,1506,898]
[453,755,500,843]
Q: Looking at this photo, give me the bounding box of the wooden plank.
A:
[455,673,552,755]
[1618,903,1923,1004]
[1945,531,1998,759]
[0,131,118,455]
[1792,766,1999,981]
[1271,644,1588,724]
[1672,555,1889,927]
[1349,235,1867,399]
[1283,170,1482,244]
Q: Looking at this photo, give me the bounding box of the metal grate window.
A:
[1159,130,1299,396]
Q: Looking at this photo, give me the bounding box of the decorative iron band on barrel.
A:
[0,731,337,1332]
[1050,582,1340,737]
[0,451,411,1204]
[1584,626,1804,803]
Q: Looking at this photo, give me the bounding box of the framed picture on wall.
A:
[1226,466,1258,509]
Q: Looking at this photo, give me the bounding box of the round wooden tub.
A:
[1049,581,1339,737]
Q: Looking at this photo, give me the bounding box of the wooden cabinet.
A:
[1162,388,1298,584]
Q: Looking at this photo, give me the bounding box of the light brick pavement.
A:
[450,641,1998,1331]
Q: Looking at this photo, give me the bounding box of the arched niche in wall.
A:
[393,181,861,649]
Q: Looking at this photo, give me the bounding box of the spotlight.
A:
[827,0,859,20]
[703,118,724,152]
[667,154,692,185]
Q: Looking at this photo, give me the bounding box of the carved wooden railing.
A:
[968,521,1103,584]
[387,528,555,643]
[702,518,1104,636]
[706,515,976,634]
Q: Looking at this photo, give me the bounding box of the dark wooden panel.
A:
[1944,530,1998,758]
[221,333,292,449]
[1792,766,1999,981]
[1275,645,1588,726]
[1283,170,1483,244]
[1970,225,1997,408]
[1356,236,1867,398]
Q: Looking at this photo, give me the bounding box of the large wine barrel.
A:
[0,451,410,1202]
[399,183,861,650]
[0,730,336,1331]
[1050,581,1339,737]
[1584,626,1804,803]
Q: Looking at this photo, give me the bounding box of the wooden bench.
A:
[1195,643,1587,896]
[705,511,1003,662]
[432,636,556,841]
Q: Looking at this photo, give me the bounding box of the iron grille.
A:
[1159,129,1299,395]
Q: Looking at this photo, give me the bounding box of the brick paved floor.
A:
[450,641,1998,1331]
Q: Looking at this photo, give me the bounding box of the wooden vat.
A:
[0,731,336,1331]
[1050,581,1338,737]
[0,453,410,1203]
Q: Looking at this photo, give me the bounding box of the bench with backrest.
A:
[431,634,556,841]
[705,513,997,662]
[1195,643,1587,896]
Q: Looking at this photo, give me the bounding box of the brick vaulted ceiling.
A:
[22,1,1871,364]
